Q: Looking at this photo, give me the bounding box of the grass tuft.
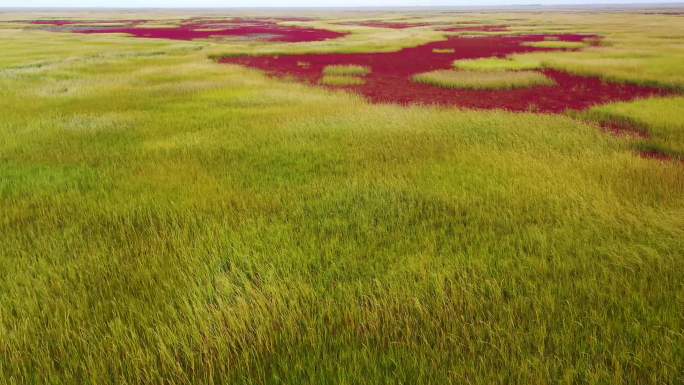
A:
[453,57,542,71]
[322,64,371,76]
[319,74,366,86]
[433,48,455,54]
[413,69,556,90]
[320,65,370,86]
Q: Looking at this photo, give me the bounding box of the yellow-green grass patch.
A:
[433,48,455,54]
[413,69,556,90]
[453,57,542,71]
[322,64,371,76]
[319,74,366,86]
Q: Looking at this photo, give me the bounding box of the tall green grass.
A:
[1,15,683,385]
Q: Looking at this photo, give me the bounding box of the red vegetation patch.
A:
[75,19,346,42]
[222,34,669,113]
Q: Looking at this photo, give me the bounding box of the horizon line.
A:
[2,2,684,9]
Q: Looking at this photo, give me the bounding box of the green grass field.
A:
[1,8,683,385]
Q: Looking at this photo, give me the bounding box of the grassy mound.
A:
[320,65,370,86]
[319,74,366,86]
[432,48,455,54]
[322,64,371,76]
[453,57,542,71]
[413,69,556,90]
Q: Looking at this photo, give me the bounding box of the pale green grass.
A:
[319,74,366,86]
[453,57,542,71]
[413,69,555,90]
[0,11,683,385]
[583,96,684,159]
[322,64,371,76]
[522,41,587,49]
[432,48,455,54]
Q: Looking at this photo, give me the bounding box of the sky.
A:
[2,0,681,7]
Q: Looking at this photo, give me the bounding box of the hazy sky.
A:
[2,0,680,7]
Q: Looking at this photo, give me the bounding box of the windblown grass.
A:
[0,11,683,385]
[413,69,555,89]
[453,57,542,71]
[322,64,371,76]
